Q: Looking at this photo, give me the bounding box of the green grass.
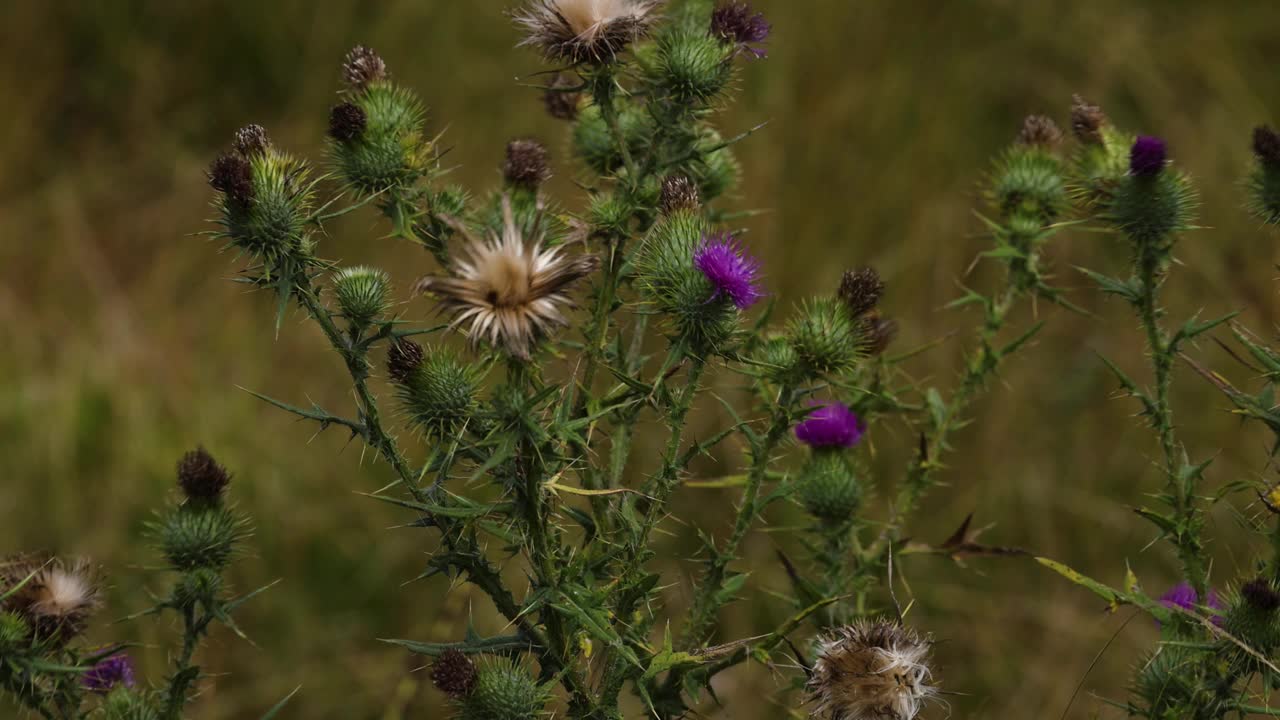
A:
[4,1,1280,717]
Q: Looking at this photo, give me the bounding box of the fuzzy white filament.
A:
[808,621,937,720]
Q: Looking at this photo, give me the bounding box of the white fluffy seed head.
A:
[808,620,937,720]
[514,0,662,62]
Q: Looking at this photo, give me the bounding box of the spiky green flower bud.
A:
[1223,578,1280,664]
[1105,142,1198,256]
[652,29,733,103]
[1132,646,1199,718]
[329,78,430,195]
[100,687,161,720]
[456,659,550,720]
[157,505,242,572]
[989,143,1067,226]
[756,336,800,384]
[394,345,480,438]
[788,297,867,376]
[332,266,392,327]
[571,104,651,175]
[212,145,318,265]
[171,568,223,609]
[797,449,863,523]
[636,211,737,350]
[0,610,29,654]
[588,192,634,239]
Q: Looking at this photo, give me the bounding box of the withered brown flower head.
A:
[234,124,270,157]
[515,0,663,63]
[415,197,600,360]
[1070,94,1108,145]
[660,175,700,214]
[837,267,884,318]
[503,139,552,189]
[808,620,937,720]
[2,556,101,642]
[1017,114,1063,149]
[543,73,582,121]
[343,45,389,90]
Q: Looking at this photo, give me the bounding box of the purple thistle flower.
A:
[82,653,135,694]
[1130,135,1167,177]
[1158,582,1223,625]
[795,401,865,449]
[710,1,771,58]
[694,231,764,309]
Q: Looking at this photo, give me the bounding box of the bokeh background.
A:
[4,1,1280,717]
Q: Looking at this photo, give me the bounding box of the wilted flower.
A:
[177,447,231,503]
[1242,577,1280,613]
[503,139,552,189]
[83,653,135,694]
[542,73,582,121]
[693,231,763,309]
[1129,135,1167,177]
[864,311,899,356]
[1069,94,1107,145]
[837,267,884,317]
[1252,125,1280,167]
[710,1,771,58]
[515,0,662,63]
[1017,114,1063,148]
[207,153,254,207]
[795,401,865,448]
[809,620,937,720]
[431,649,478,697]
[343,45,388,90]
[415,197,600,360]
[234,124,270,157]
[3,557,101,640]
[329,102,368,143]
[660,175,700,214]
[1159,581,1222,624]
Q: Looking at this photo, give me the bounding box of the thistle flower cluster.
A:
[0,448,271,718]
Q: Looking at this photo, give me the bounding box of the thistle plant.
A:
[1032,97,1280,717]
[0,449,281,720]
[188,2,1076,718]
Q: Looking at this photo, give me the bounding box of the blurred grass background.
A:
[3,1,1280,717]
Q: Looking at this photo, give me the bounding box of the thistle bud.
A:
[837,267,884,318]
[234,124,270,157]
[989,142,1067,224]
[542,74,581,121]
[571,104,651,175]
[101,686,162,720]
[503,139,552,190]
[332,266,392,327]
[1107,136,1197,251]
[0,611,29,653]
[157,505,242,571]
[172,567,223,609]
[809,621,937,720]
[756,336,800,384]
[431,649,478,697]
[177,447,230,504]
[329,102,368,143]
[660,175,700,215]
[387,339,426,384]
[1133,646,1195,717]
[797,451,862,522]
[1248,125,1280,224]
[588,192,634,239]
[788,298,867,376]
[1017,114,1062,149]
[637,213,736,350]
[343,45,388,90]
[1243,577,1280,613]
[394,345,480,438]
[456,659,550,720]
[1070,94,1108,145]
[211,141,317,262]
[653,29,733,102]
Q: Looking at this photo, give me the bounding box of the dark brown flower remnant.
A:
[208,153,254,207]
[329,102,368,143]
[503,139,552,189]
[177,447,231,501]
[387,339,426,384]
[1017,115,1062,149]
[343,45,388,90]
[864,311,899,356]
[1242,578,1280,613]
[1070,94,1107,145]
[837,267,884,317]
[660,175,700,214]
[1253,125,1280,168]
[515,0,662,64]
[234,124,270,157]
[543,73,581,121]
[431,648,478,697]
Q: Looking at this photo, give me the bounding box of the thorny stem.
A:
[163,603,209,720]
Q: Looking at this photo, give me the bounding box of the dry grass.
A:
[4,1,1280,717]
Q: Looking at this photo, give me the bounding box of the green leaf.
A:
[1077,267,1139,303]
[259,686,302,720]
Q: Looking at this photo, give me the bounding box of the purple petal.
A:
[1130,135,1167,177]
[794,401,865,449]
[693,231,765,309]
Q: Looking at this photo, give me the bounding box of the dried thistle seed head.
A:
[710,1,771,58]
[387,339,426,384]
[503,139,552,189]
[415,196,600,360]
[863,310,898,356]
[5,558,102,642]
[515,0,662,64]
[177,447,231,503]
[837,267,884,317]
[329,102,368,143]
[1253,125,1280,167]
[809,620,937,720]
[1017,114,1062,148]
[343,44,388,90]
[660,174,700,214]
[208,152,254,207]
[542,74,581,121]
[1070,94,1108,145]
[431,649,478,697]
[234,124,270,157]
